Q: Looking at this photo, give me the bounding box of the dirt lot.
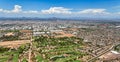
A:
[0,40,30,48]
[53,31,75,38]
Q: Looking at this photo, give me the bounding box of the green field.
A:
[0,36,88,62]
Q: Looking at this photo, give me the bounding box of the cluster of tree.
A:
[0,46,9,53]
[32,36,85,62]
[114,44,120,52]
[0,35,19,41]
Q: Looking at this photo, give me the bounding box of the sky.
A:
[0,0,120,18]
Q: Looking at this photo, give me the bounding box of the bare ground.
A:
[0,40,30,48]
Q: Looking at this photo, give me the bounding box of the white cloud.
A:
[0,5,40,14]
[0,5,120,18]
[0,10,8,13]
[0,5,38,14]
[0,5,22,13]
[0,5,111,15]
[78,9,109,14]
[0,9,3,12]
[23,10,38,14]
[12,5,22,13]
[41,7,72,14]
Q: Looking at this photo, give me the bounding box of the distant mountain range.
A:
[0,17,120,22]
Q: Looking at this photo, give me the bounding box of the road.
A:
[87,43,120,62]
[29,28,33,62]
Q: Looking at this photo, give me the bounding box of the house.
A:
[99,51,120,61]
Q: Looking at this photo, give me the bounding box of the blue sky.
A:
[0,0,120,18]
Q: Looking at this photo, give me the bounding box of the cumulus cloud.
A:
[0,5,120,18]
[0,5,39,14]
[12,5,22,13]
[0,5,111,15]
[78,9,109,14]
[41,7,72,14]
[0,5,22,13]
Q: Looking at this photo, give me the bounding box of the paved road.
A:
[87,43,120,62]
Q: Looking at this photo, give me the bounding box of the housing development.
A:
[0,19,120,62]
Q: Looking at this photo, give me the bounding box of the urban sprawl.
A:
[0,19,120,62]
